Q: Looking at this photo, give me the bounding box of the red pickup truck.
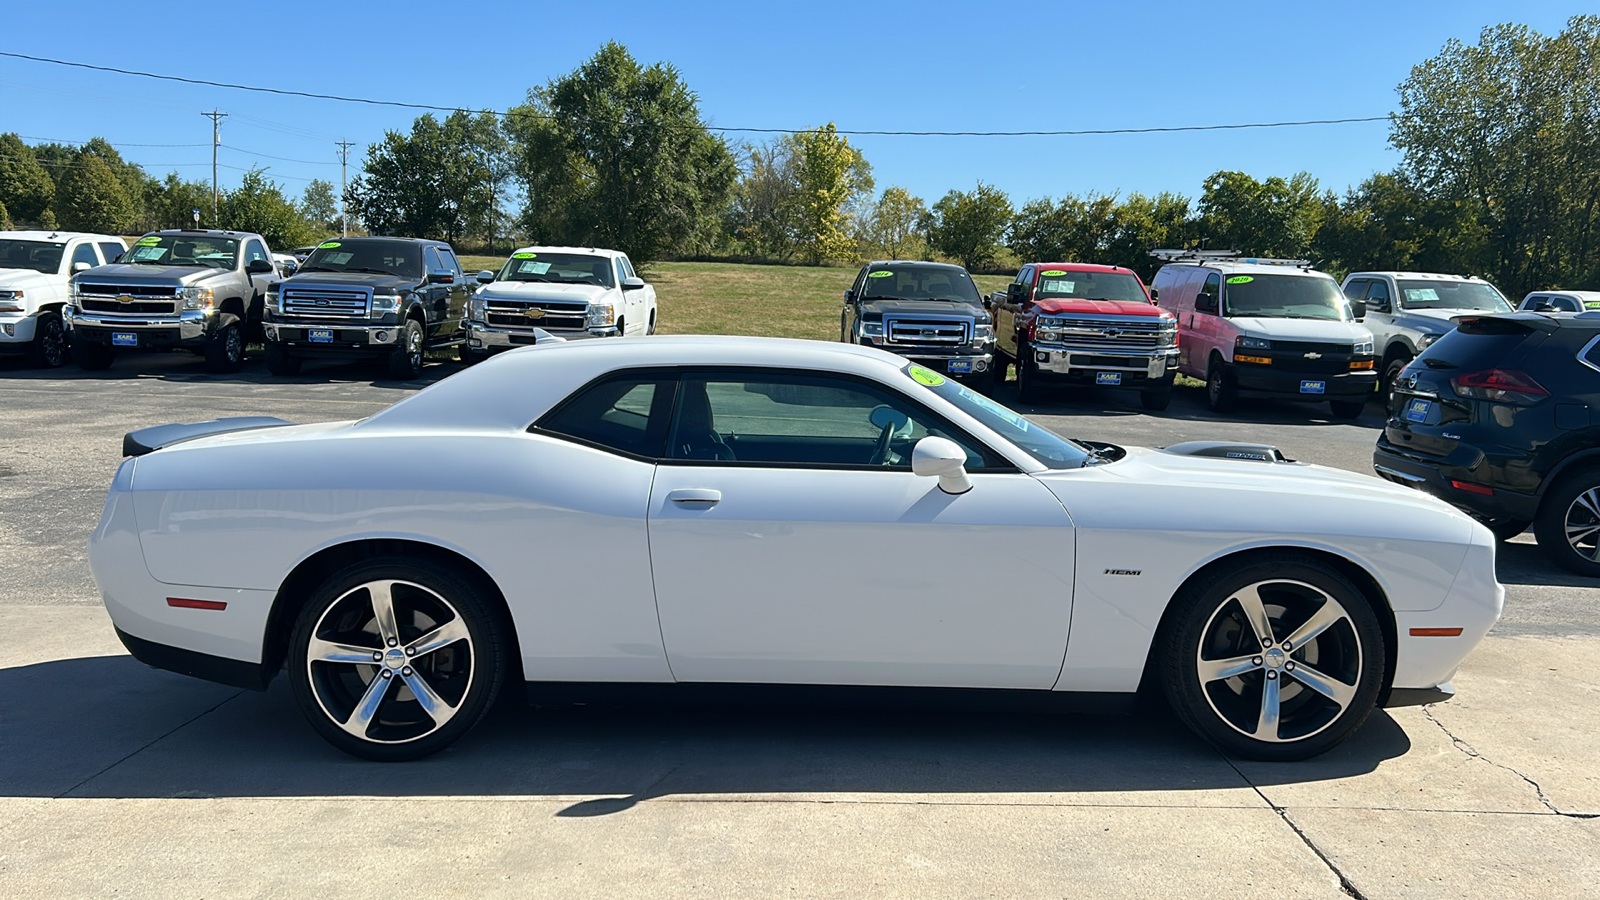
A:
[988,262,1180,409]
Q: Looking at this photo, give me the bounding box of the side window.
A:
[536,374,677,459]
[618,255,637,280]
[423,246,444,274]
[1557,296,1582,312]
[71,243,101,268]
[1013,266,1034,300]
[1200,272,1221,312]
[849,266,868,298]
[98,242,124,263]
[1581,335,1600,372]
[1365,280,1391,310]
[1343,279,1369,300]
[436,246,462,278]
[244,241,269,265]
[668,372,997,470]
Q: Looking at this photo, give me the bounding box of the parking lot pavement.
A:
[2,356,1597,898]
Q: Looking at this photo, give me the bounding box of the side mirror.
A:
[247,259,275,275]
[1195,292,1218,313]
[1148,287,1159,303]
[911,436,972,495]
[1350,299,1367,320]
[843,289,856,303]
[428,271,455,285]
[72,261,93,273]
[621,276,646,291]
[476,270,495,284]
[1006,283,1027,299]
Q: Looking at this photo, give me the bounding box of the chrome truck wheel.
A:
[1160,556,1385,760]
[289,560,507,760]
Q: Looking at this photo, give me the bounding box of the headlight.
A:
[858,321,883,337]
[1353,339,1374,355]
[179,285,215,310]
[370,291,402,313]
[468,296,487,319]
[970,323,995,344]
[1418,333,1444,349]
[1236,336,1272,350]
[588,303,615,327]
[265,288,280,312]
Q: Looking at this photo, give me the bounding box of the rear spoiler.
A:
[123,417,294,457]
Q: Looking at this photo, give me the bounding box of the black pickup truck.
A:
[262,237,467,379]
[840,261,996,390]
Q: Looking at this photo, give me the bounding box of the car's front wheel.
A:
[288,559,509,761]
[388,320,425,380]
[1534,467,1600,577]
[26,313,67,368]
[204,322,245,373]
[1159,555,1386,760]
[1206,359,1238,413]
[71,336,114,371]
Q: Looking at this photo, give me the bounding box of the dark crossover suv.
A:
[1373,312,1600,575]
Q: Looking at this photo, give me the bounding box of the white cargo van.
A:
[1150,250,1377,417]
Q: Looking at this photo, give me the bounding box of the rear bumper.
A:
[116,626,273,690]
[1372,438,1541,521]
[1231,364,1376,400]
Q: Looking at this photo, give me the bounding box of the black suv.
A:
[262,237,467,379]
[1373,312,1600,575]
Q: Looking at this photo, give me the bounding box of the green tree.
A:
[864,186,928,260]
[789,124,873,264]
[147,173,215,230]
[1195,171,1326,259]
[0,133,56,225]
[55,153,135,234]
[300,179,339,233]
[729,139,804,260]
[348,110,509,243]
[78,138,151,229]
[219,169,315,248]
[1392,15,1600,293]
[927,182,1013,271]
[506,42,738,262]
[1311,172,1491,279]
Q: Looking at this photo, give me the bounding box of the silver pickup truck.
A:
[64,229,278,373]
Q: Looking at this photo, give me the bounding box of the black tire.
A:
[287,558,509,761]
[1159,554,1387,761]
[388,319,425,380]
[1206,359,1238,413]
[25,313,67,368]
[647,309,657,335]
[989,351,1009,387]
[1329,399,1365,420]
[264,342,302,376]
[1016,342,1043,405]
[1485,517,1531,542]
[71,336,114,371]
[204,322,245,373]
[1140,383,1173,412]
[1381,352,1412,401]
[458,345,491,365]
[1534,467,1600,577]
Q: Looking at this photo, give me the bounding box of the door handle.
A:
[667,488,721,505]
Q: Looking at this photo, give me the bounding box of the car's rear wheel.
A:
[288,559,508,761]
[26,313,67,368]
[388,319,425,380]
[1016,342,1044,404]
[1159,556,1386,760]
[989,351,1009,387]
[264,342,302,376]
[71,336,114,371]
[1534,467,1600,577]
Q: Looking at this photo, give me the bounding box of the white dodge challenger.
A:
[90,336,1501,761]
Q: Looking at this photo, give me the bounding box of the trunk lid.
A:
[1386,316,1546,459]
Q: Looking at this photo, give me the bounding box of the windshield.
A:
[1223,273,1349,321]
[497,252,615,288]
[1035,270,1148,303]
[861,264,980,303]
[1396,279,1510,312]
[906,363,1090,469]
[0,239,64,274]
[122,234,239,269]
[298,239,423,278]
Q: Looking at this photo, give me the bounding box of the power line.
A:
[16,134,209,147]
[219,144,337,165]
[0,49,1395,138]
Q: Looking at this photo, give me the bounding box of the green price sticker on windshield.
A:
[867,270,894,278]
[1040,269,1068,277]
[909,365,946,387]
[318,241,341,249]
[135,236,162,246]
[1226,275,1253,284]
[511,252,537,259]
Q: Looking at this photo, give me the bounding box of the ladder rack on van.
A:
[1149,249,1313,268]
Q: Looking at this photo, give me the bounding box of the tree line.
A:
[3,18,1597,297]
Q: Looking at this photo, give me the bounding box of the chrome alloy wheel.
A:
[1562,487,1600,562]
[1194,579,1362,744]
[406,326,423,369]
[305,579,473,744]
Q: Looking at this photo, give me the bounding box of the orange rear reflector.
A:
[167,597,227,611]
[1409,627,1463,637]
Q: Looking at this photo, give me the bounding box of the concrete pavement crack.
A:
[1421,705,1597,819]
[56,688,245,798]
[1221,754,1369,899]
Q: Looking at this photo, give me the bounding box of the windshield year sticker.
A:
[511,252,538,259]
[318,241,341,249]
[867,270,894,278]
[1040,269,1067,277]
[1226,276,1253,284]
[134,236,162,246]
[909,365,945,386]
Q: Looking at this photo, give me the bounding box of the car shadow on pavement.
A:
[1495,539,1597,588]
[996,383,1386,430]
[0,655,1411,808]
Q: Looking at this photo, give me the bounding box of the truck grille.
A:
[80,298,177,315]
[77,283,177,298]
[484,299,588,331]
[884,317,971,346]
[1265,343,1355,374]
[281,286,371,319]
[1037,316,1171,352]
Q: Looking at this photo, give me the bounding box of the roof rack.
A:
[1149,249,1314,268]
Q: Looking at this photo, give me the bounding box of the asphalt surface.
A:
[1,348,1597,899]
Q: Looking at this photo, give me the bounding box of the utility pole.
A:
[201,110,228,225]
[335,140,356,237]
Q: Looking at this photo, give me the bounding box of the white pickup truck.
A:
[0,231,128,367]
[1339,271,1513,396]
[462,246,656,362]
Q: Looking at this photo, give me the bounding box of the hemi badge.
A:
[1104,569,1142,576]
[167,597,227,611]
[1409,627,1463,637]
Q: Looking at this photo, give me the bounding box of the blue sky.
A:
[1,0,1587,208]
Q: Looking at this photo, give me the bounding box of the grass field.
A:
[458,257,1011,342]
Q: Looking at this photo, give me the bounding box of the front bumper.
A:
[1033,345,1179,385]
[1372,437,1540,521]
[0,312,39,348]
[1231,363,1377,400]
[64,308,213,348]
[865,341,994,377]
[465,319,617,349]
[264,320,400,354]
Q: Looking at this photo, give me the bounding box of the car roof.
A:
[1346,271,1491,282]
[509,246,621,257]
[1026,262,1138,276]
[1524,289,1600,299]
[149,229,263,238]
[864,260,967,270]
[334,236,449,246]
[0,230,126,242]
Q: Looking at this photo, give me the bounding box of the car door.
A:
[1193,270,1224,371]
[421,246,453,338]
[995,266,1034,358]
[646,368,1077,689]
[842,265,868,341]
[1364,279,1397,349]
[617,254,654,334]
[242,239,275,299]
[435,245,467,338]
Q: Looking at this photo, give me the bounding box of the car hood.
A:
[284,272,417,291]
[77,264,232,285]
[859,299,983,318]
[0,269,56,291]
[477,282,613,303]
[1226,317,1373,342]
[1393,308,1494,329]
[1034,298,1164,317]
